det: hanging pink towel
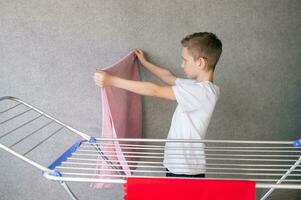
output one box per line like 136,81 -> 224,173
124,177 -> 255,200
91,51 -> 142,188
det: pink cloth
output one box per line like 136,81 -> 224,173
91,51 -> 142,188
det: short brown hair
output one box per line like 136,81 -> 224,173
181,32 -> 222,71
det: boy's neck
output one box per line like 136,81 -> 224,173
196,70 -> 214,83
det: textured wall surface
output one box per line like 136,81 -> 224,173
0,0 -> 300,199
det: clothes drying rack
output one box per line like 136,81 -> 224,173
0,96 -> 300,200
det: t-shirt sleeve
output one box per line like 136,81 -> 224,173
175,78 -> 196,85
172,78 -> 216,113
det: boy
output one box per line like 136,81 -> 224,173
94,32 -> 222,177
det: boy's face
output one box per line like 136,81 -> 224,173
181,47 -> 201,79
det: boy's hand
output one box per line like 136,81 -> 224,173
134,48 -> 148,65
94,69 -> 112,87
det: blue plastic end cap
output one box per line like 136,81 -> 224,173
293,139 -> 301,147
89,136 -> 96,144
51,170 -> 62,177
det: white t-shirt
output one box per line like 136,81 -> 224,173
163,78 -> 220,174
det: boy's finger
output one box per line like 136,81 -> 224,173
95,70 -> 105,75
96,68 -> 104,72
94,75 -> 101,80
94,75 -> 103,81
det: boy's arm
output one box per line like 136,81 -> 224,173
142,61 -> 177,85
94,70 -> 176,100
135,49 -> 176,85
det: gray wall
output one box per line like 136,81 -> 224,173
1,0 -> 301,199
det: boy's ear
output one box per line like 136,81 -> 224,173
199,57 -> 207,70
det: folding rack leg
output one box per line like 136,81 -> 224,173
59,181 -> 78,200
0,144 -> 79,199
260,155 -> 301,200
